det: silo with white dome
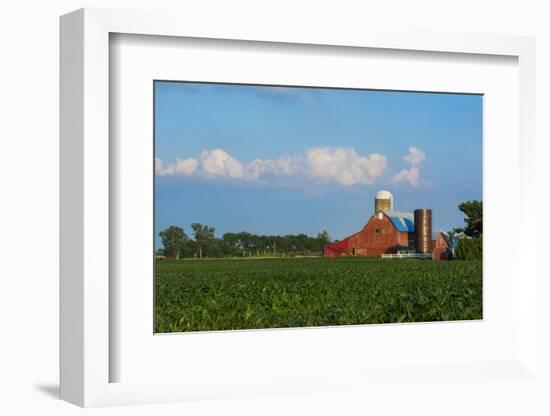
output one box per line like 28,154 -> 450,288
374,190 -> 393,212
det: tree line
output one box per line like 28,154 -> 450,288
158,223 -> 331,259
158,201 -> 482,260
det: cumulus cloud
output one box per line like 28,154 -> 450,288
200,149 -> 244,179
392,146 -> 426,187
156,146 -> 388,187
155,158 -> 165,175
305,147 -> 387,186
245,154 -> 303,180
156,157 -> 197,176
393,166 -> 421,187
403,146 -> 426,166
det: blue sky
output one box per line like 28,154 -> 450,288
155,81 -> 482,247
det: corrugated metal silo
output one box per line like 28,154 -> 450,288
414,209 -> 432,254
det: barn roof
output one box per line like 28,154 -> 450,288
432,230 -> 448,241
383,211 -> 414,232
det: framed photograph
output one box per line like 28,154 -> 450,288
60,8 -> 538,408
152,80 -> 483,334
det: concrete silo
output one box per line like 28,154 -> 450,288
375,190 -> 393,212
414,208 -> 432,254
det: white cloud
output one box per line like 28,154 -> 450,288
392,147 -> 427,187
155,157 -> 166,175
403,146 -> 426,166
245,154 -> 303,179
174,158 -> 198,176
200,149 -> 244,179
305,147 -> 387,186
393,166 -> 421,187
155,157 -> 198,176
156,146 -> 389,187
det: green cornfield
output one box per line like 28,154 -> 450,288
155,257 -> 482,333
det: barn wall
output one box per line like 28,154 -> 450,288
346,214 -> 410,256
431,232 -> 451,260
432,233 -> 449,250
323,238 -> 349,257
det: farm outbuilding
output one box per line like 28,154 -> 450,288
324,190 -> 450,259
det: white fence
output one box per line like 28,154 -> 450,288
381,253 -> 433,259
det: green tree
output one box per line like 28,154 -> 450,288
191,223 -> 216,259
455,235 -> 483,260
317,230 -> 331,250
458,200 -> 482,238
159,226 -> 188,259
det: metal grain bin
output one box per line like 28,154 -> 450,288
414,209 -> 432,254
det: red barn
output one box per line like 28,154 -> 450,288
324,211 -> 414,257
432,231 -> 451,260
323,191 -> 451,259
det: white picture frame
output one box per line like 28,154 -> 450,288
60,7 -> 538,408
